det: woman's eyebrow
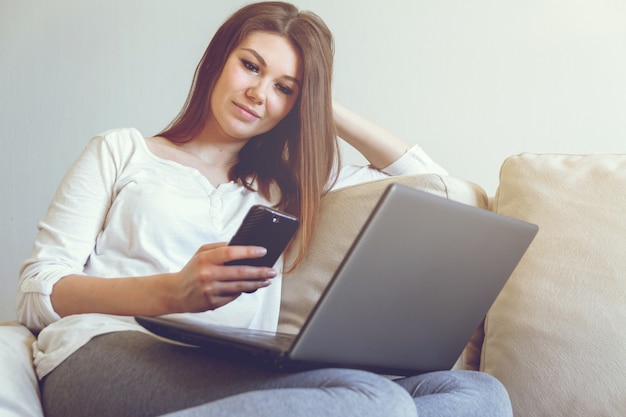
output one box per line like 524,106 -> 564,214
242,48 -> 267,67
241,47 -> 301,86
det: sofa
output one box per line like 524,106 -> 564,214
2,152 -> 625,417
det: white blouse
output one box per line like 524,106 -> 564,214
17,128 -> 447,379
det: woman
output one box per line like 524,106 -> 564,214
17,2 -> 512,416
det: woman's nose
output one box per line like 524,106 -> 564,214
246,83 -> 266,104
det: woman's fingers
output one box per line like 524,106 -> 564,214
197,272 -> 273,310
195,243 -> 268,266
206,277 -> 272,297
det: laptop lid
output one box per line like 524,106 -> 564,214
287,183 -> 537,374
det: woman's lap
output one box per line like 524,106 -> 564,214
41,331 -> 510,417
41,331 -> 415,417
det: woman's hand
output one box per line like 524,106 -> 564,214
171,242 -> 277,312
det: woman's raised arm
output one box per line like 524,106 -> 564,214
333,101 -> 411,169
333,101 -> 448,176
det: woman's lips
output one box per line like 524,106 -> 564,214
233,102 -> 261,120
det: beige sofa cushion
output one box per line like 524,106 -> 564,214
482,153 -> 626,416
278,174 -> 488,370
0,322 -> 44,417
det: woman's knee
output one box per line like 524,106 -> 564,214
395,370 -> 512,417
306,368 -> 418,417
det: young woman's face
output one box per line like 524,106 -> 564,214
208,31 -> 302,142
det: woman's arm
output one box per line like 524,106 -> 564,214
333,101 -> 411,169
333,101 -> 448,179
50,243 -> 276,318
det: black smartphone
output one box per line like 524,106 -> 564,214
225,205 -> 299,267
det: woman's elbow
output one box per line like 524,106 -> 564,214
16,290 -> 60,333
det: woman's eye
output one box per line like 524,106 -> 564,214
275,83 -> 294,95
242,59 -> 259,73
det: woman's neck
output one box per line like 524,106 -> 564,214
146,135 -> 242,187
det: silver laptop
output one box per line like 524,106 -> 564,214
136,183 -> 537,375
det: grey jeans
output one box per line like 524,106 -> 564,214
41,331 -> 512,417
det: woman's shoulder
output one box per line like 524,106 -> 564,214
93,127 -> 144,147
85,127 -> 149,158
71,128 -> 152,171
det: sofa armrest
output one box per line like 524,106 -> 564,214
0,322 -> 44,417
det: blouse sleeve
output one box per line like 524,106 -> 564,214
17,133 -> 121,332
332,144 -> 448,190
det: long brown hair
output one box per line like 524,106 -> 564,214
157,2 -> 339,270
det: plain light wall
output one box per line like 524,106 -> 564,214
2,0 -> 625,321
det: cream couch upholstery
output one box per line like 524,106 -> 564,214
482,153 -> 626,416
0,323 -> 44,417
2,153 -> 625,417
